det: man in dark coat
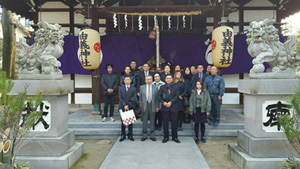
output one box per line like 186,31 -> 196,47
158,74 -> 180,143
130,60 -> 140,88
101,63 -> 118,122
137,63 -> 153,95
191,64 -> 207,89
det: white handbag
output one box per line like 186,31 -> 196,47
119,109 -> 137,126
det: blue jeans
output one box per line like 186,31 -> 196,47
209,94 -> 221,124
103,95 -> 115,117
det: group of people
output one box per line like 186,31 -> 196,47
101,60 -> 225,144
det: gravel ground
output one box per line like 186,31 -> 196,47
198,140 -> 240,169
69,139 -> 116,169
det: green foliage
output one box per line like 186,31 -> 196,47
0,71 -> 42,167
0,39 -> 3,59
14,162 -> 30,169
278,78 -> 300,168
281,158 -> 300,169
277,114 -> 300,142
0,161 -> 29,169
295,33 -> 300,56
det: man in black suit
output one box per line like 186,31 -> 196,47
158,74 -> 180,143
191,64 -> 207,89
137,63 -> 153,95
119,75 -> 138,142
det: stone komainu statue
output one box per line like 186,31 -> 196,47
15,21 -> 64,76
246,19 -> 300,74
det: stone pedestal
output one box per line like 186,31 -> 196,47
9,80 -> 84,169
228,79 -> 298,169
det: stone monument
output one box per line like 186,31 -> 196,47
229,19 -> 300,169
11,21 -> 83,169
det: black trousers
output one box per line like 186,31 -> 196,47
103,95 -> 115,117
162,110 -> 178,139
155,110 -> 162,128
177,111 -> 185,127
194,122 -> 205,138
121,123 -> 133,137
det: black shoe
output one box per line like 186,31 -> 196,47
195,138 -> 199,144
162,138 -> 169,143
157,127 -> 162,131
201,137 -> 206,143
172,138 -> 180,143
178,127 -> 183,131
213,122 -> 219,126
150,137 -> 156,141
141,137 -> 147,141
208,121 -> 213,125
128,136 -> 134,141
119,136 -> 126,142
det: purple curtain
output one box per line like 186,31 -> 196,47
58,34 -> 257,75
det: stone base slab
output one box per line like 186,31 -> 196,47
17,74 -> 63,80
15,142 -> 84,169
238,79 -> 298,95
15,130 -> 75,157
237,131 -> 297,158
228,143 -> 286,169
249,72 -> 297,79
9,80 -> 73,96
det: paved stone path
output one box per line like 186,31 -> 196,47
99,136 -> 210,169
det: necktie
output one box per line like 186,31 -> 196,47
200,73 -> 202,81
148,85 -> 151,103
126,86 -> 129,92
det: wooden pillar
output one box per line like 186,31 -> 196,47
91,5 -> 102,114
71,74 -> 75,104
69,5 -> 75,35
69,5 -> 75,104
33,9 -> 39,24
239,5 -> 244,33
1,8 -> 16,79
238,4 -> 245,105
213,5 -> 222,28
239,73 -> 244,105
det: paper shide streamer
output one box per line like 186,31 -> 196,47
138,16 -> 142,30
183,15 -> 186,28
113,14 -> 117,28
124,15 -> 128,29
168,16 -> 171,29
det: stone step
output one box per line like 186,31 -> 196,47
71,128 -> 239,140
69,122 -> 244,130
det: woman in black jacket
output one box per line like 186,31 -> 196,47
120,66 -> 136,87
183,67 -> 193,123
173,71 -> 186,131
